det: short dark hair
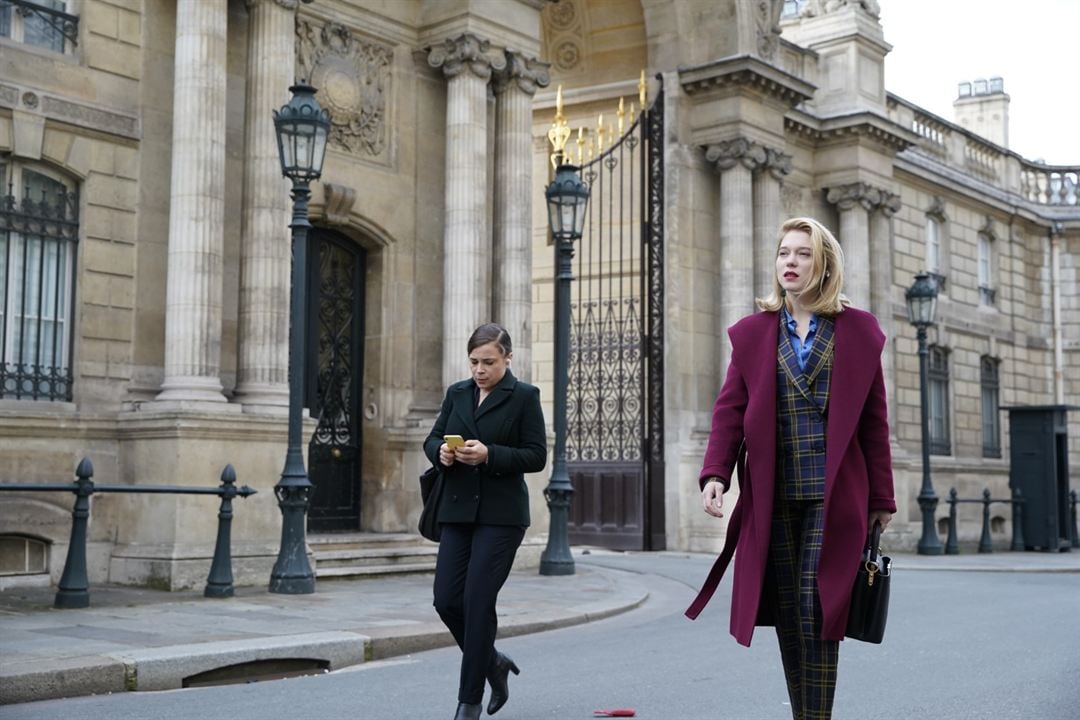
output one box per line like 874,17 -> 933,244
467,323 -> 512,356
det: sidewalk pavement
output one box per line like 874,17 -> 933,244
2,548 -> 1078,706
0,563 -> 649,706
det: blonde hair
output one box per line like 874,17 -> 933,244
756,217 -> 849,315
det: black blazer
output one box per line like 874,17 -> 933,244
423,370 -> 547,527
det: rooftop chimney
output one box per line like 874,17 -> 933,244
953,76 -> 1009,148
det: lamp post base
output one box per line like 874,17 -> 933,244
917,493 -> 943,555
539,487 -> 575,576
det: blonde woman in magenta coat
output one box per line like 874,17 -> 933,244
687,217 -> 897,720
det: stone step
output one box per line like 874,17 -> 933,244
316,562 -> 436,580
314,546 -> 439,569
308,532 -> 429,552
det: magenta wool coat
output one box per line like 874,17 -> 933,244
695,307 -> 896,646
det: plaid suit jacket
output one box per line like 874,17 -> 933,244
775,314 -> 835,501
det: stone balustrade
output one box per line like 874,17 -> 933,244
1021,164 -> 1080,206
888,93 -> 1080,209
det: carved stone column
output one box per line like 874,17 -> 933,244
871,191 -> 901,421
493,52 -> 549,382
428,35 -> 506,387
234,0 -> 298,412
156,0 -> 232,406
707,139 -> 766,371
753,148 -> 792,299
826,182 -> 879,311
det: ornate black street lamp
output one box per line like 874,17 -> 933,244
269,83 -> 330,594
906,273 -> 943,555
539,156 -> 590,576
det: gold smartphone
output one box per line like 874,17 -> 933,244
444,434 -> 466,450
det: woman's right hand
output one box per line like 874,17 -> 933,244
439,443 -> 455,467
701,480 -> 725,518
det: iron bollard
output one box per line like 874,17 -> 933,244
945,488 -> 960,555
55,458 -> 94,609
978,488 -> 993,553
1010,487 -> 1026,552
1071,490 -> 1078,550
205,465 -> 257,598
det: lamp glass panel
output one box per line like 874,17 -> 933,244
312,125 -> 329,174
295,126 -> 313,172
547,200 -> 561,235
278,123 -> 296,171
572,195 -> 589,236
560,202 -> 577,235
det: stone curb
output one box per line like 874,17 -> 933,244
0,580 -> 649,706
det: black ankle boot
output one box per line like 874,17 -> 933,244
486,652 -> 520,715
453,702 -> 482,720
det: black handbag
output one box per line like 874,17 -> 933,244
845,520 -> 891,643
418,465 -> 444,542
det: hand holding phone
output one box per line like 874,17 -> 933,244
444,434 -> 465,450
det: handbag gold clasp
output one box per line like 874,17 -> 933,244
865,561 -> 878,587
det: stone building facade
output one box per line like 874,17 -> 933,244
0,0 -> 1076,590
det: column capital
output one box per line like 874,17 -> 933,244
245,0 -> 310,10
493,51 -> 551,96
704,138 -> 768,173
826,181 -> 899,213
764,147 -> 792,179
427,33 -> 507,81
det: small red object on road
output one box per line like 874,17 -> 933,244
593,710 -> 636,717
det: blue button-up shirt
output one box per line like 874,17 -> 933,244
782,307 -> 818,372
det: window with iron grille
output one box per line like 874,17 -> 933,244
0,159 -> 78,401
977,233 -> 995,305
980,356 -> 1001,458
0,0 -> 78,54
928,345 -> 951,455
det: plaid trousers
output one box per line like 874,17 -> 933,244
767,498 -> 838,720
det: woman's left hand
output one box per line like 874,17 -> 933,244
456,439 -> 489,466
868,510 -> 893,532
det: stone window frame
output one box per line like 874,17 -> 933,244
0,534 -> 49,576
0,0 -> 78,55
976,217 -> 997,306
924,197 -> 949,293
927,344 -> 952,456
0,155 -> 80,402
980,355 -> 1002,458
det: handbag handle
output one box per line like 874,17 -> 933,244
866,520 -> 882,558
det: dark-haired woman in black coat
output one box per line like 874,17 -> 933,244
424,323 -> 547,720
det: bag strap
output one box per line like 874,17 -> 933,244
686,442 -> 746,620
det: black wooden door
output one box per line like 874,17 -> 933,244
305,230 -> 365,532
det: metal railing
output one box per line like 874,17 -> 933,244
944,487 -> 1024,554
0,458 -> 256,607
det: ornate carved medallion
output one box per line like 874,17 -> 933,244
296,19 -> 393,160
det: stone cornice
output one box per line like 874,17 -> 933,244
785,111 -> 916,154
427,33 -> 507,81
245,0 -> 310,9
493,51 -> 551,96
679,54 -> 816,108
0,83 -> 139,141
895,150 -> 1080,228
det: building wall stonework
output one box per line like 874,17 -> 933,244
1,0 -> 1077,590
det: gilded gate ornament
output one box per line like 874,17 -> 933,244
295,19 -> 392,159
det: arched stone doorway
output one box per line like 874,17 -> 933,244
305,228 -> 367,532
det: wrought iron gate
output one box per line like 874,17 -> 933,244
306,230 -> 366,532
566,78 -> 665,551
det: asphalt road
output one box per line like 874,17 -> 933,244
3,552 -> 1078,720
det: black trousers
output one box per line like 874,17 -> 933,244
433,523 -> 525,704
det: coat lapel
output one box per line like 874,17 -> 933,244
475,369 -> 518,421
804,315 -> 835,386
451,383 -> 482,439
824,311 -> 881,488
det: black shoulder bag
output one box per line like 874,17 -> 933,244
845,520 -> 891,643
418,465 -> 444,542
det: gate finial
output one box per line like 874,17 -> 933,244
548,84 -> 571,168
